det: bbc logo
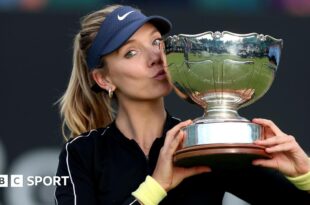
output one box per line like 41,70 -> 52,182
0,175 -> 69,187
0,175 -> 23,187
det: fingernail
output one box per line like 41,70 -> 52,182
252,161 -> 260,166
252,118 -> 262,121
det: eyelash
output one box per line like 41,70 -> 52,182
124,50 -> 137,59
124,37 -> 163,59
152,37 -> 163,46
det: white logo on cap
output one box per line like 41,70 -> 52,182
117,11 -> 135,21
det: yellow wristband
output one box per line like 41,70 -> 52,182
132,176 -> 167,205
286,170 -> 310,191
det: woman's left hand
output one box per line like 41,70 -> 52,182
252,118 -> 310,177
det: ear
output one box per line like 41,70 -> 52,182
91,69 -> 116,92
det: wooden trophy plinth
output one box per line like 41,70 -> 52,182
174,143 -> 271,169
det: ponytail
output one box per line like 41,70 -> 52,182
58,5 -> 121,139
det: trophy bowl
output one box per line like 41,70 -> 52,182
165,31 -> 283,168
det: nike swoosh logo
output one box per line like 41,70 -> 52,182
117,11 -> 135,21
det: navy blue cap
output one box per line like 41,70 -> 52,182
86,6 -> 172,70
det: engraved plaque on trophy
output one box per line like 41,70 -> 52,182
165,31 -> 283,167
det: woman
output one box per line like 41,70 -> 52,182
55,4 -> 310,205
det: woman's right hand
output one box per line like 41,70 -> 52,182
152,120 -> 211,192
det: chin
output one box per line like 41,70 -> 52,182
163,85 -> 173,96
143,86 -> 172,100
135,81 -> 172,99
158,81 -> 173,96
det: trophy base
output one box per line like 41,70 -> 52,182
174,143 -> 271,169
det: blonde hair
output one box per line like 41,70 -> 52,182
58,5 -> 121,139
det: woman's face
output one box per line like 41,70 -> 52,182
103,23 -> 172,101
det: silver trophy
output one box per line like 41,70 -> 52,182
165,31 -> 283,167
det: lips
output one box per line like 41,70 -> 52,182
153,69 -> 167,80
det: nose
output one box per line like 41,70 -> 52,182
146,43 -> 164,68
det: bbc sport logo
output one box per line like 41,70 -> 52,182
0,174 -> 69,187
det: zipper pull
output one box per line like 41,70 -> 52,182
145,155 -> 149,162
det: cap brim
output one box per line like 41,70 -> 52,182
147,15 -> 172,35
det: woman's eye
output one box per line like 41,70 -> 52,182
152,38 -> 163,47
124,50 -> 137,58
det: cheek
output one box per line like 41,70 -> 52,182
111,68 -> 147,93
113,69 -> 145,86
110,61 -> 144,82
109,61 -> 172,97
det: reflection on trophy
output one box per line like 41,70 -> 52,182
165,31 -> 283,168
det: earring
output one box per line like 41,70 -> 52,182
108,88 -> 114,98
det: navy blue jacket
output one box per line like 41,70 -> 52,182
55,114 -> 310,205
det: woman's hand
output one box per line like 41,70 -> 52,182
152,120 -> 211,191
252,118 -> 310,177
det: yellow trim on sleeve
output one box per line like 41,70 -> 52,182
286,170 -> 310,191
132,176 -> 167,205
286,158 -> 310,191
